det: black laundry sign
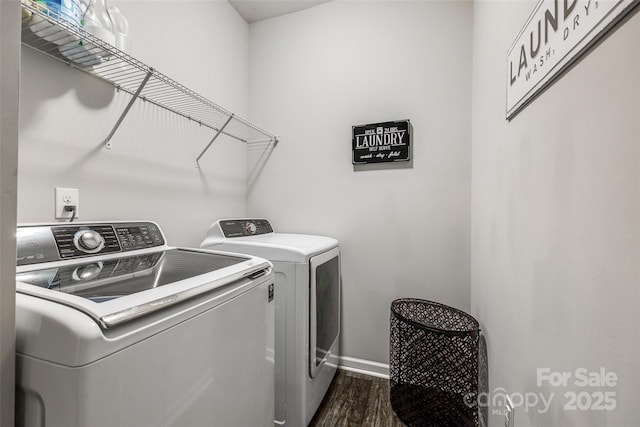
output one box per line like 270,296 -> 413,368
352,120 -> 411,164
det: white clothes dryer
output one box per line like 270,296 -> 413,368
201,219 -> 340,427
15,221 -> 275,427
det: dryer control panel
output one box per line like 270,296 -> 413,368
218,219 -> 273,238
17,222 -> 166,266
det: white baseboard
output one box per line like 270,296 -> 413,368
338,356 -> 389,379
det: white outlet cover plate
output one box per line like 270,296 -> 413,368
55,187 -> 79,219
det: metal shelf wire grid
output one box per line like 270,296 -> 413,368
20,0 -> 277,159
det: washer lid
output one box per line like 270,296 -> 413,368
201,232 -> 339,263
16,248 -> 271,329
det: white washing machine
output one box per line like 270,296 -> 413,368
15,221 -> 275,427
201,219 -> 340,427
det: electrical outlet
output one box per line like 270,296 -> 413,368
55,188 -> 79,220
504,395 -> 515,427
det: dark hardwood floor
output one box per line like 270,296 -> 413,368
309,370 -> 405,427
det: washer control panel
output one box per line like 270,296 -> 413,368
17,222 -> 166,266
54,225 -> 119,258
114,223 -> 164,251
218,219 -> 273,238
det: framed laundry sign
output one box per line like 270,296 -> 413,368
506,0 -> 639,120
352,120 -> 411,165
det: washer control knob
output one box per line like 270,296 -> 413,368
74,230 -> 105,253
244,222 -> 257,235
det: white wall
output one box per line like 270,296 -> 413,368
248,0 -> 473,365
18,0 -> 250,247
471,2 -> 640,426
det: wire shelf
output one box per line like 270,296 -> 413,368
20,0 -> 278,164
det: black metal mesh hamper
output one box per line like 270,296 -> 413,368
389,299 -> 480,427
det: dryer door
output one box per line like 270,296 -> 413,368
309,247 -> 340,378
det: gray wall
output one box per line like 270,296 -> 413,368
247,0 -> 473,365
471,2 -> 640,426
0,1 -> 20,425
18,0 -> 250,247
